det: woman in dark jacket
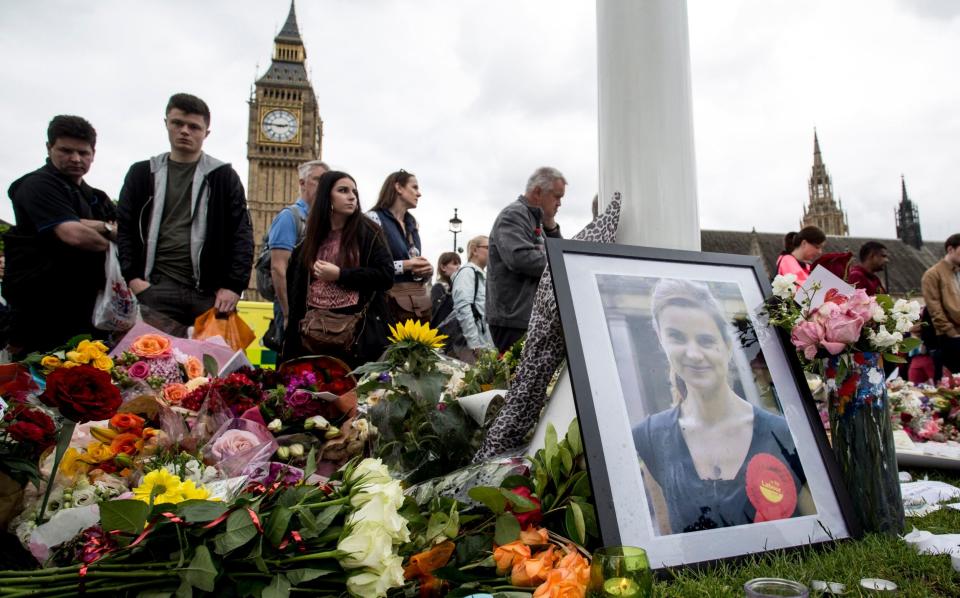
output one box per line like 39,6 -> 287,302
281,171 -> 394,368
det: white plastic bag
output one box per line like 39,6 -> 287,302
93,242 -> 138,331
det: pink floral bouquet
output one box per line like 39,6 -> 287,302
767,274 -> 922,366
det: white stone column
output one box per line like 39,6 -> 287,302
597,0 -> 700,249
529,0 -> 701,454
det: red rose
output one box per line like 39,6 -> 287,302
509,486 -> 543,528
7,421 -> 51,447
40,365 -> 121,423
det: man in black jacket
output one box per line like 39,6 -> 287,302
117,93 -> 253,336
3,115 -> 116,355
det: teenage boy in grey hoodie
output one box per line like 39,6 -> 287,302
117,93 -> 253,336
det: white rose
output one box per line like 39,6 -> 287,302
348,491 -> 410,543
895,315 -> 914,333
337,521 -> 394,570
346,571 -> 382,598
772,274 -> 798,300
351,479 -> 405,510
349,458 -> 392,485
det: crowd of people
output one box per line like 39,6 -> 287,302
776,224 -> 960,384
0,93 -> 567,368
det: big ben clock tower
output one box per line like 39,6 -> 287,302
247,1 -> 322,295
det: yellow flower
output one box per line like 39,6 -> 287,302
58,448 -> 92,480
84,441 -> 116,464
92,355 -> 114,371
133,469 -> 185,505
62,361 -> 80,368
178,479 -> 217,501
66,350 -> 91,364
40,355 -> 62,370
388,319 -> 447,349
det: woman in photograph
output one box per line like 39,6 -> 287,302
282,171 -> 394,368
430,251 -> 462,330
776,225 -> 826,284
632,278 -> 814,535
367,170 -> 434,324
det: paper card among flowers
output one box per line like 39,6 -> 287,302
795,265 -> 856,309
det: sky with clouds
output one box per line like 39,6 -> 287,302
1,0 -> 958,267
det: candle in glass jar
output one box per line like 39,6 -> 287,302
602,576 -> 642,597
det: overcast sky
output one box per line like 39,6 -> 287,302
2,0 -> 958,266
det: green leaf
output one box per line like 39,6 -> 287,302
214,509 -> 259,555
261,574 -> 291,598
444,501 -> 460,538
494,512 -> 520,545
303,447 -> 318,480
900,337 -> 921,352
575,499 -> 599,538
566,418 -> 582,457
426,511 -> 450,542
545,424 -> 558,463
202,354 -> 219,377
572,471 -> 592,498
136,592 -> 173,598
564,502 -> 586,545
499,475 -> 532,491
500,488 -> 537,513
100,499 -> 150,534
177,545 -> 217,592
559,445 -> 573,476
533,465 -> 548,498
468,486 -> 507,514
883,352 -> 907,364
285,567 -> 336,586
265,506 -> 293,547
177,500 -> 228,523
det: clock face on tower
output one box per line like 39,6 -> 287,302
261,109 -> 299,143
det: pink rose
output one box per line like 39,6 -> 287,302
210,429 -> 262,460
820,308 -> 864,355
844,289 -> 874,322
791,320 -> 825,360
127,361 -> 150,379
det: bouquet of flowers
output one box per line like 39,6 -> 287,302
889,379 -> 960,442
767,274 -> 922,368
355,320 -> 480,483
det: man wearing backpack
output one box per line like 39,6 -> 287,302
448,235 -> 494,362
259,160 -> 328,348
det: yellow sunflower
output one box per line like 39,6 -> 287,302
133,469 -> 185,505
388,319 -> 447,349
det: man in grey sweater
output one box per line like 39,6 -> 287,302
485,167 -> 565,352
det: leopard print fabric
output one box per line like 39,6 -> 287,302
474,193 -> 622,461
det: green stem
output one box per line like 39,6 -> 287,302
0,570 -> 175,585
299,496 -> 350,509
267,549 -> 340,566
35,421 -> 76,525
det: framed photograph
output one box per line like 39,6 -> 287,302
546,239 -> 861,568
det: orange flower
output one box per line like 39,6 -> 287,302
184,356 -> 204,379
533,567 -> 587,598
404,540 -> 456,580
130,334 -> 171,358
110,412 -> 145,432
110,432 -> 141,456
520,527 -> 549,546
163,383 -> 190,404
511,545 -> 556,587
494,541 -> 531,575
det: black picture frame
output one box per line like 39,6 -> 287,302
546,239 -> 861,569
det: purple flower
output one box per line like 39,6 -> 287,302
285,389 -> 328,419
378,372 -> 392,383
127,361 -> 150,379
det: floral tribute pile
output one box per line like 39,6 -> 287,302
1,323 -> 599,597
889,375 -> 960,443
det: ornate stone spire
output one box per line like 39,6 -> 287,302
896,175 -> 923,249
258,0 -> 308,86
802,130 -> 849,235
276,1 -> 302,44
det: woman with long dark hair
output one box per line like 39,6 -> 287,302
429,251 -> 461,329
282,171 -> 394,367
367,170 -> 433,323
632,279 -> 813,535
776,225 -> 826,284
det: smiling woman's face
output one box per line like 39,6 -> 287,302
656,304 -> 732,394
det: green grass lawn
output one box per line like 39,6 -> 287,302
652,468 -> 960,597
